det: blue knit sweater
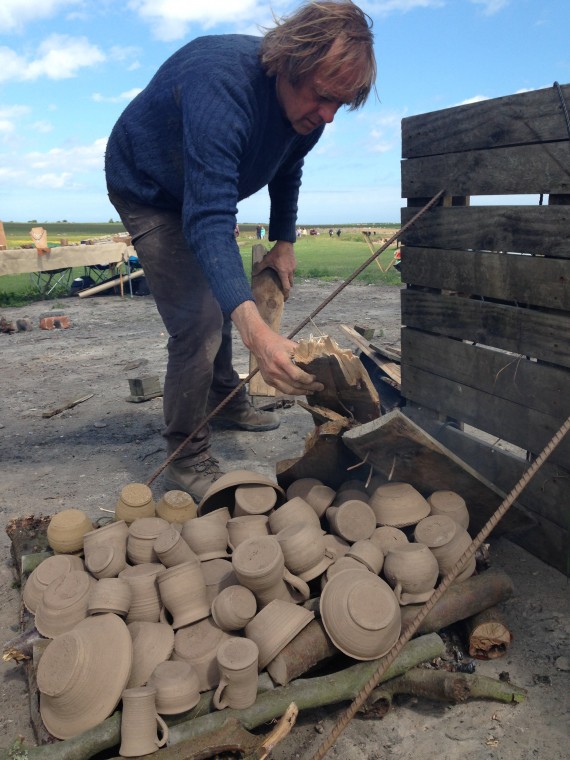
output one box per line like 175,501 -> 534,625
105,34 -> 325,314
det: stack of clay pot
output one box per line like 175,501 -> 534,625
27,473 -> 474,744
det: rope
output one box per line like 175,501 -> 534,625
309,415 -> 570,760
145,189 -> 446,486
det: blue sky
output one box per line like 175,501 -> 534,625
0,0 -> 568,224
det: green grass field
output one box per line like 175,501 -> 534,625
0,222 -> 400,307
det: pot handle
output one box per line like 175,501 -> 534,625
283,568 -> 310,600
213,676 -> 230,710
155,714 -> 169,748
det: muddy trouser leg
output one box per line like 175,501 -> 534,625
108,194 -> 237,461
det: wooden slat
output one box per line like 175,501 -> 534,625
400,205 -> 570,259
402,83 -> 570,158
401,365 -> 570,469
400,247 -> 570,311
401,142 -> 570,198
401,329 -> 570,420
401,290 -> 570,369
0,243 -> 129,276
339,324 -> 401,385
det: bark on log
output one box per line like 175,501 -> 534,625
3,634 -> 445,760
465,606 -> 513,659
364,667 -> 526,718
266,620 -> 339,685
400,570 -> 514,635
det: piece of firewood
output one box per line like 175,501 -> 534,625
266,620 -> 339,685
465,606 -> 513,659
42,394 -> 94,418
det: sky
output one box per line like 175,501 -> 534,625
0,0 -> 568,225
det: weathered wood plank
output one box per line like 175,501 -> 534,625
401,142 -> 570,198
0,243 -> 130,276
401,329 -> 570,421
400,248 -> 570,311
401,290 -> 570,369
402,83 -> 570,158
400,205 -> 570,259
401,365 -> 570,469
405,407 -> 570,531
341,410 -> 534,536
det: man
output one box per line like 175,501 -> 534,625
105,0 -> 376,500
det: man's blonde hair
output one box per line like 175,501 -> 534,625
260,1 -> 376,110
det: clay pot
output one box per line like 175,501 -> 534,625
199,507 -> 232,526
232,536 -> 310,607
127,517 -> 170,565
172,617 -> 232,691
320,568 -> 401,660
115,484 -> 156,524
332,489 -> 371,506
37,613 -> 132,740
156,561 -> 210,629
286,478 -> 336,518
227,515 -> 270,550
213,637 -> 259,710
245,599 -> 315,669
383,542 -> 439,605
325,500 -> 376,543
181,515 -> 229,561
119,686 -> 168,757
35,570 -> 95,638
126,621 -> 175,688
346,539 -> 384,574
414,515 -> 476,582
83,520 -> 129,556
370,526 -> 409,555
201,558 -> 239,604
147,660 -> 200,715
369,482 -> 430,528
23,554 -> 84,614
120,563 -> 164,624
85,544 -> 127,579
268,497 -> 322,535
427,490 -> 470,530
322,556 -> 370,590
211,586 -> 257,631
47,509 -> 94,554
276,523 -> 335,581
87,577 -> 132,616
234,484 -> 277,516
322,534 -> 351,560
199,470 -> 285,516
153,525 -> 198,567
156,490 -> 197,524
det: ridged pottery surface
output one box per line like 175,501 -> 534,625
245,599 -> 314,669
157,561 -> 210,629
119,686 -> 168,757
227,515 -> 270,550
172,617 -> 232,691
147,660 -> 200,715
35,570 -> 95,638
199,470 -> 285,516
427,490 -> 470,530
156,490 -> 197,524
369,482 -> 430,528
276,523 -> 335,582
213,637 -> 259,710
383,543 -> 439,604
325,500 -> 376,543
286,478 -> 336,518
268,497 -> 322,535
414,515 -> 476,581
115,484 -> 156,524
346,539 -> 384,574
85,544 -> 127,579
23,554 -> 84,614
201,558 -> 238,604
181,515 -> 229,561
47,509 -> 94,554
83,520 -> 128,555
126,621 -> 175,688
127,517 -> 170,565
153,526 -> 198,568
87,577 -> 132,616
119,563 -> 165,624
211,585 -> 257,631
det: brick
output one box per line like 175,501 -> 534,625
39,315 -> 71,330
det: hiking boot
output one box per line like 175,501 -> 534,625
208,396 -> 280,432
163,455 -> 224,502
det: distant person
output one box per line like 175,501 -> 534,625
260,225 -> 266,240
329,228 -> 334,237
336,228 -> 342,237
105,0 -> 376,500
256,224 -> 262,239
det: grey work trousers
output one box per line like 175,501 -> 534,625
108,193 -> 245,461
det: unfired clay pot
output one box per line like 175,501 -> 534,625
370,526 -> 409,555
153,525 -> 198,567
325,500 -> 376,543
211,585 -> 257,631
201,558 -> 238,604
369,482 -> 430,528
383,542 -> 439,605
47,509 -> 94,554
119,686 -> 168,757
245,599 -> 315,669
213,637 -> 259,710
427,490 -> 470,529
120,563 -> 165,624
147,660 -> 200,715
276,523 -> 335,581
115,484 -> 156,524
126,621 -> 175,688
268,497 -> 322,535
234,484 -> 277,516
157,561 -> 210,629
172,617 -> 232,691
346,539 -> 384,574
87,577 -> 132,616
127,517 -> 170,565
181,515 -> 229,561
23,554 -> 85,614
35,570 -> 95,638
227,515 -> 270,550
156,490 -> 197,524
285,478 -> 336,518
414,515 -> 476,582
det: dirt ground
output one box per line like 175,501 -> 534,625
0,281 -> 568,759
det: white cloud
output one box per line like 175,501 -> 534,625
470,0 -> 509,15
32,121 -> 54,133
455,95 -> 490,106
0,35 -> 105,83
0,0 -> 81,32
367,0 -> 445,14
92,88 -> 143,104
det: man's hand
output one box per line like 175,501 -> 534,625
232,300 -> 323,396
252,240 -> 296,298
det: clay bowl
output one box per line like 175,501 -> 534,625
320,568 -> 401,660
276,523 -> 335,581
414,515 -> 476,582
87,577 -> 132,616
325,500 -> 376,543
227,515 -> 271,550
172,617 -> 233,691
346,539 -> 384,574
245,599 -> 315,669
156,490 -> 197,524
285,478 -> 336,518
47,509 -> 94,554
127,517 -> 170,565
268,497 -> 322,535
157,561 -> 210,629
35,570 -> 95,638
127,621 -> 175,688
198,470 -> 285,516
234,484 -> 277,516
180,515 -> 229,561
369,482 -> 430,528
370,526 -> 409,555
211,585 -> 257,631
201,558 -> 239,604
23,554 -> 85,614
154,525 -> 198,567
383,542 -> 439,605
427,490 -> 470,530
115,483 -> 156,523
147,660 -> 200,715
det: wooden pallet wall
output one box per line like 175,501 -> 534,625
399,83 -> 570,574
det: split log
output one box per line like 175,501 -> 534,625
3,635 -> 445,760
465,606 -> 513,659
363,667 -> 526,718
400,569 -> 514,635
266,620 -> 339,685
42,394 -> 94,419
